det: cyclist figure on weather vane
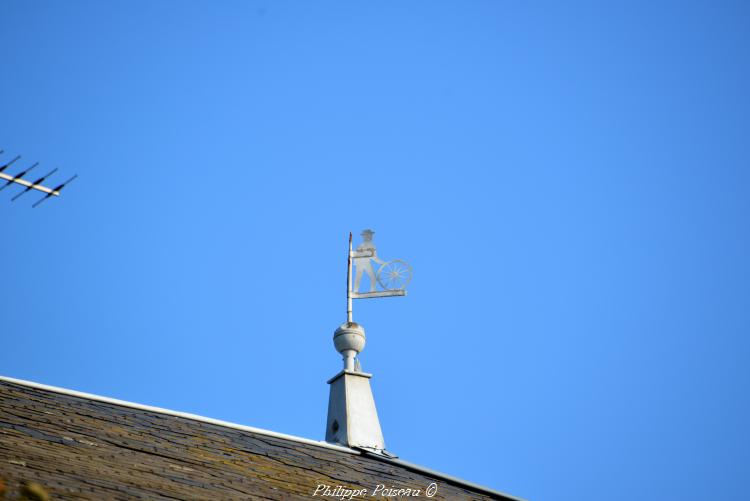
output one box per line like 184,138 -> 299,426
345,228 -> 412,323
351,229 -> 412,293
352,229 -> 385,293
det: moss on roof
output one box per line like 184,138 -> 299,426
0,380 -> 515,500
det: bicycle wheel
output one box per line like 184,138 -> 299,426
376,260 -> 413,290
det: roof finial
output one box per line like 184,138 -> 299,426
326,230 -> 412,451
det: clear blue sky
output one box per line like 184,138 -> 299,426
2,2 -> 749,500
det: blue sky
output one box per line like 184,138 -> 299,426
2,2 -> 749,500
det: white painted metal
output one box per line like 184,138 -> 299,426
333,321 -> 366,371
325,370 -> 385,450
329,230 -> 411,453
0,172 -> 60,196
352,229 -> 386,294
347,232 -> 353,323
346,229 -> 410,321
327,321 -> 385,449
351,290 -> 406,299
376,259 -> 413,290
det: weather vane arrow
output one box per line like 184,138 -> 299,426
346,229 -> 412,323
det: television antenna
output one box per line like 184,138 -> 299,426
0,149 -> 78,207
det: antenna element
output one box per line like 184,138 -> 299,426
0,150 -> 77,207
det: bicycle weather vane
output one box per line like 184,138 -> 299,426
346,229 -> 412,323
0,149 -> 78,207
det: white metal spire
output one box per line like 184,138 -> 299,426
326,230 -> 412,452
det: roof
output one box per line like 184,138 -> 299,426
0,376 -> 523,500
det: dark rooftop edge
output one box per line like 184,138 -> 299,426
0,375 -> 525,501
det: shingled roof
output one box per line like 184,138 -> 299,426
0,377 -> 521,500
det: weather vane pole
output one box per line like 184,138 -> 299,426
345,229 -> 412,323
347,232 -> 353,323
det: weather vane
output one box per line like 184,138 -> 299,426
346,229 -> 412,323
0,149 -> 78,207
